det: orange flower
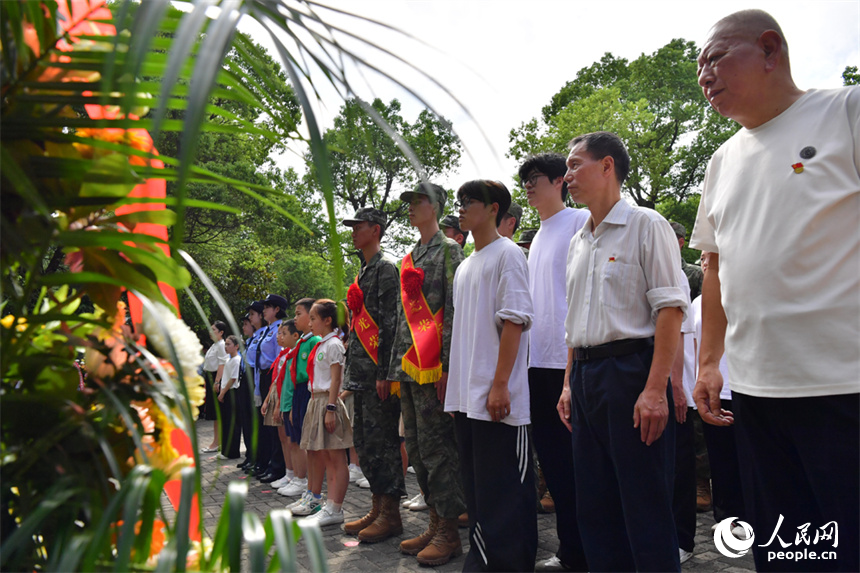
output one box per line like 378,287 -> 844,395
112,519 -> 167,559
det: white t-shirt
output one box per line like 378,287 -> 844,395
203,339 -> 228,372
528,207 -> 590,369
565,200 -> 688,349
690,88 -> 860,398
224,354 -> 241,389
310,332 -> 345,393
446,237 -> 534,426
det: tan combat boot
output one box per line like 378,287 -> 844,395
415,516 -> 462,566
399,506 -> 437,555
358,494 -> 403,543
344,493 -> 380,535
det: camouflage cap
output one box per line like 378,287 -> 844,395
506,201 -> 523,223
400,182 -> 447,215
669,221 -> 686,238
439,214 -> 462,233
342,207 -> 387,228
517,228 -> 538,245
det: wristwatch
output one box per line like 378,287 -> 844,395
325,403 -> 337,412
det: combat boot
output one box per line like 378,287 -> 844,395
415,516 -> 462,566
344,494 -> 380,535
358,494 -> 403,543
399,506 -> 437,555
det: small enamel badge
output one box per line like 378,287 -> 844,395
800,146 -> 816,159
792,162 -> 804,174
608,257 -> 616,262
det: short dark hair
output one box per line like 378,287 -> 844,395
226,334 -> 240,347
457,180 -> 511,227
282,318 -> 299,335
212,320 -> 227,336
295,297 -> 315,313
568,131 -> 630,185
518,152 -> 569,201
500,212 -> 520,234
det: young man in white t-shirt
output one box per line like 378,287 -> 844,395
519,153 -> 589,572
445,180 -> 536,572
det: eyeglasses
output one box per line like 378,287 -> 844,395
520,173 -> 546,189
454,198 -> 483,210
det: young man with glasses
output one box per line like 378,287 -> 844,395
519,153 -> 589,572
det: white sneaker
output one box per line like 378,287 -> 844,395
355,477 -> 370,489
402,493 -> 422,508
290,494 -> 322,516
348,465 -> 364,483
731,522 -> 747,539
286,491 -> 310,510
303,505 -> 344,527
279,477 -> 307,497
270,476 -> 291,489
406,466 -> 415,474
679,548 -> 693,564
408,493 -> 428,511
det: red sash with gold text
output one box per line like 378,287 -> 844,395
400,253 -> 443,385
347,276 -> 380,365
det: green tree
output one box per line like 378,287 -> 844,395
309,97 -> 463,254
508,39 -> 740,210
843,65 -> 859,86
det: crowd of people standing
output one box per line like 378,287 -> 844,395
200,9 -> 858,572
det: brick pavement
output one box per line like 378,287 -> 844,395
186,420 -> 755,572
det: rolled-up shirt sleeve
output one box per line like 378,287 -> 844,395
644,218 -> 689,323
495,245 -> 534,331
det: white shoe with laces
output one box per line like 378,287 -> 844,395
355,477 -> 370,489
270,476 -> 291,489
286,491 -> 310,511
348,464 -> 364,483
402,493 -> 422,508
279,477 -> 307,497
303,505 -> 344,527
679,548 -> 693,564
408,493 -> 428,511
290,494 -> 322,516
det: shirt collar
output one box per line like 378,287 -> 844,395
318,331 -> 337,344
300,331 -> 313,341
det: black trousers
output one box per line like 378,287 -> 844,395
700,398 -> 744,523
236,375 -> 255,465
672,409 -> 696,552
455,413 -> 537,572
528,368 -> 588,570
733,392 -> 859,572
570,348 -> 679,572
218,389 -> 240,459
202,370 -> 218,420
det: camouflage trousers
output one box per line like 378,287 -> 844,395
353,388 -> 406,497
400,380 -> 466,519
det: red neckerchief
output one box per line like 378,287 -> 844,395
271,348 -> 291,399
289,336 -> 310,387
307,332 -> 337,392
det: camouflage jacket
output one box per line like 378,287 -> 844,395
344,251 -> 400,391
682,259 -> 704,301
387,230 -> 464,381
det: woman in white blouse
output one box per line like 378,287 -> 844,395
201,321 -> 228,453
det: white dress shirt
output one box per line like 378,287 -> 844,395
565,199 -> 688,349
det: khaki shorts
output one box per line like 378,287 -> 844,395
300,393 -> 354,451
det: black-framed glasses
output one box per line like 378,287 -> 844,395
520,173 -> 546,189
454,198 -> 482,210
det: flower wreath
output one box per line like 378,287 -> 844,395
401,267 -> 425,299
347,282 -> 364,313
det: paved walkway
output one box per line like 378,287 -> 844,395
188,421 -> 755,572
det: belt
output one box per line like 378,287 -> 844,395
571,337 -> 654,362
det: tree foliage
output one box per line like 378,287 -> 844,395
308,97 -> 462,254
508,39 -> 740,209
844,65 -> 859,86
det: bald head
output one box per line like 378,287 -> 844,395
710,9 -> 789,63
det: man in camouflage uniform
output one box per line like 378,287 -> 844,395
517,228 -> 537,259
439,214 -> 468,250
388,183 -> 466,566
341,208 -> 404,543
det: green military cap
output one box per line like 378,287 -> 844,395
439,214 -> 463,233
669,221 -> 686,238
400,182 -> 447,216
517,228 -> 538,245
342,207 -> 387,228
507,201 -> 523,223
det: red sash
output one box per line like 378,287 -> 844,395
306,341 -> 322,393
347,276 -> 380,365
400,253 -> 443,385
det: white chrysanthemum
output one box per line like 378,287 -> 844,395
141,302 -> 204,378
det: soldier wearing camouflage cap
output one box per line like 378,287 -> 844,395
390,182 -> 466,565
340,208 -> 405,542
439,214 -> 468,250
670,221 -> 703,301
497,201 -> 523,240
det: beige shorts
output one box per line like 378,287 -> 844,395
300,393 -> 354,451
263,389 -> 282,426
